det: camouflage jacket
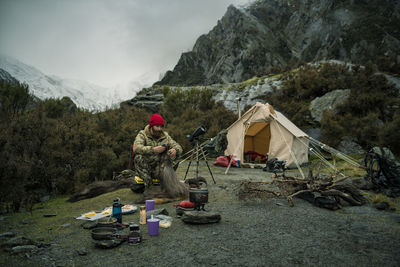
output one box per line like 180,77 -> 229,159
133,125 -> 182,157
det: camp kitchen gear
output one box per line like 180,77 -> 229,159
145,200 -> 155,211
129,224 -> 140,231
97,217 -> 117,227
98,205 -> 137,216
183,127 -> 216,184
147,215 -> 160,236
121,205 -> 137,215
76,210 -> 111,221
91,227 -> 117,240
189,187 -> 209,210
112,198 -> 124,223
128,224 -> 142,244
91,227 -> 129,241
76,205 -> 136,222
139,206 -> 146,225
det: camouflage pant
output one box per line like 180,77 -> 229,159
134,153 -> 179,189
133,154 -> 162,188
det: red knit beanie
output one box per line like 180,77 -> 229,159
149,114 -> 164,127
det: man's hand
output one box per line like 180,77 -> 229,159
153,145 -> 167,154
167,148 -> 177,159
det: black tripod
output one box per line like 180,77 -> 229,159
183,138 -> 216,184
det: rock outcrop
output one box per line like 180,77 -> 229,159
309,89 -> 351,122
122,73 -> 282,114
156,0 -> 400,86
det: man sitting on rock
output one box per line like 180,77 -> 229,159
132,114 -> 182,191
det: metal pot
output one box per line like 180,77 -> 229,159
91,227 -> 116,240
189,188 -> 208,209
96,217 -> 117,227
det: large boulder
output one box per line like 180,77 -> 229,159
309,89 -> 350,122
337,136 -> 365,155
120,93 -> 164,113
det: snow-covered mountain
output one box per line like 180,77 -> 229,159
0,68 -> 18,83
0,55 -> 146,111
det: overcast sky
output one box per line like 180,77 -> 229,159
0,0 -> 251,88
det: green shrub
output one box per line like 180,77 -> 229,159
159,87 -> 236,152
270,62 -> 399,156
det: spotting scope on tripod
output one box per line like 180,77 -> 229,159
183,126 -> 216,184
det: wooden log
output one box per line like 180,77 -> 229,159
320,189 -> 363,206
68,179 -> 134,202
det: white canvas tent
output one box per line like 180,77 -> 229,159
225,102 -> 309,168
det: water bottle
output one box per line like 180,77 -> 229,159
112,198 -> 123,223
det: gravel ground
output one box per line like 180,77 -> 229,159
1,162 -> 400,266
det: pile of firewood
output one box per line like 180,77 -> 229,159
238,170 -> 365,210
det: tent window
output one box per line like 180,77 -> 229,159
244,122 -> 271,160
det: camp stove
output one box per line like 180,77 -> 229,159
189,187 -> 209,210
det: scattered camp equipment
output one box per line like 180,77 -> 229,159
91,227 -> 117,240
76,204 -> 137,222
97,217 -> 117,227
112,198 -> 123,223
121,205 -> 137,215
263,153 -> 286,175
364,147 -> 400,197
183,128 -> 216,184
189,187 -> 209,211
76,210 -> 111,221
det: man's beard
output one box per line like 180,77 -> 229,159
152,128 -> 162,137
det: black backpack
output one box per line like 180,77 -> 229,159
364,147 -> 400,197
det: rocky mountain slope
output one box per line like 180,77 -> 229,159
156,0 -> 400,86
0,68 -> 18,84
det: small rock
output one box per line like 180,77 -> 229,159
0,232 -> 15,238
11,245 -> 38,255
219,246 -> 229,252
375,202 -> 390,210
76,248 -> 88,256
181,211 -> 221,224
350,222 -> 366,232
40,195 -> 50,202
176,251 -> 186,258
390,215 -> 400,223
2,237 -> 35,248
36,242 -> 51,248
21,218 -> 33,225
61,223 -> 71,228
43,214 -> 57,217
